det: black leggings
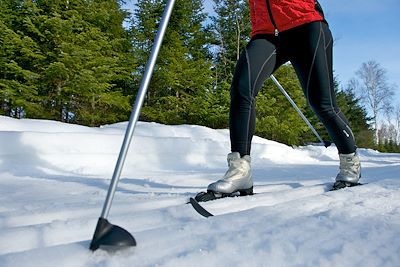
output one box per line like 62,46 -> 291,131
230,21 -> 356,156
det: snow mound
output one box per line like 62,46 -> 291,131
0,116 -> 399,267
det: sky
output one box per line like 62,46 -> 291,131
123,0 -> 400,104
318,0 -> 400,101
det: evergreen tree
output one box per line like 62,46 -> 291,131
38,0 -> 135,125
131,0 -> 214,125
210,0 -> 251,85
1,0 -> 135,126
0,0 -> 44,117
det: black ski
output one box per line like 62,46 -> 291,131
189,197 -> 214,217
189,190 -> 256,218
189,189 -> 253,217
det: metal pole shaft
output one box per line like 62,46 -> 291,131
100,0 -> 176,219
270,75 -> 325,145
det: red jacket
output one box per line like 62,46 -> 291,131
249,0 -> 324,37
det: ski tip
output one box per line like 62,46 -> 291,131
189,197 -> 214,218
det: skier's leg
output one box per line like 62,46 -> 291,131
229,39 -> 277,157
208,38 -> 278,195
288,21 -> 361,184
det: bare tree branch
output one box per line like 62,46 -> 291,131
355,60 -> 395,144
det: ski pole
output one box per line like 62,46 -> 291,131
90,0 -> 176,251
270,75 -> 329,147
100,0 -> 175,220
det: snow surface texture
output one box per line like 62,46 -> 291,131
0,115 -> 399,267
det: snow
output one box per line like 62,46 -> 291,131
0,115 -> 399,267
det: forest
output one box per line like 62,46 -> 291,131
1,0 -> 398,152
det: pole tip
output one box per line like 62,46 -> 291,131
90,218 -> 136,251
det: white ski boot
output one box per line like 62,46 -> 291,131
194,152 -> 254,202
332,152 -> 361,190
208,152 -> 253,195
